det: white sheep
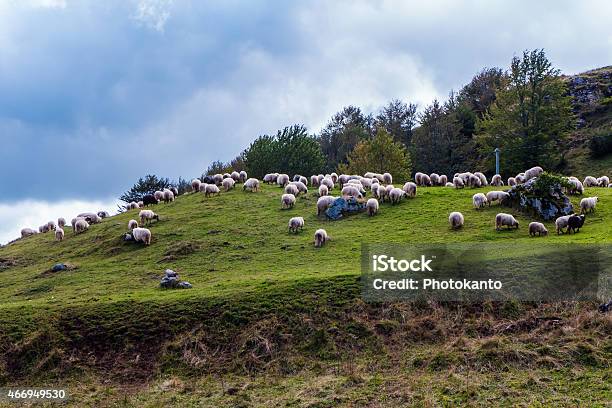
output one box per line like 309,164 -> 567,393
430,173 -> 440,186
468,174 -> 482,188
263,173 -> 279,184
472,193 -> 488,209
243,178 -> 260,192
239,170 -> 248,183
311,175 -> 320,187
453,177 -> 465,189
191,178 -> 202,192
439,175 -> 448,186
341,185 -> 363,198
317,196 -> 336,216
281,193 -> 296,209
414,172 -> 423,185
71,217 -> 84,232
330,172 -> 339,184
524,166 -> 543,180
39,224 -> 50,233
566,178 -> 584,195
285,184 -> 299,196
20,228 -> 37,238
445,182 -> 454,187
495,213 -> 519,230
290,181 -> 308,195
474,172 -> 488,186
507,177 -> 517,187
138,201 -> 144,208
389,188 -> 405,204
420,174 -> 432,186
199,183 -> 208,193
314,228 -> 329,248
321,177 -> 334,190
277,174 -> 290,187
139,210 -> 159,225
128,219 -> 138,231
579,196 -> 598,213
231,171 -> 240,181
515,173 -> 526,184
132,227 -> 151,245
154,191 -> 164,201
204,184 -> 221,197
528,222 -> 548,237
47,220 -> 56,231
288,216 -> 304,233
318,184 -> 329,197
163,188 -> 175,203
55,227 -> 64,241
74,219 -> 89,234
360,177 -> 373,190
383,172 -> 392,185
128,201 -> 138,210
213,174 -> 224,185
597,176 -> 610,187
366,198 -> 379,216
222,178 -> 235,191
385,184 -> 394,194
378,186 -> 388,202
555,215 -> 571,234
490,174 -> 504,186
77,213 -> 102,224
57,217 -> 66,228
297,176 -> 308,186
402,182 -> 417,198
448,212 -> 464,229
485,191 -> 509,206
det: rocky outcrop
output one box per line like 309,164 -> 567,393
503,177 -> 574,221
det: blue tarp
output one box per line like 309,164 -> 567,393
325,197 -> 365,220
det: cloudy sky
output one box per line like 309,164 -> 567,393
0,0 -> 610,243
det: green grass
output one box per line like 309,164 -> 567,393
0,183 -> 610,406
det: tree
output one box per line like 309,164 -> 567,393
339,128 -> 412,181
319,106 -> 371,171
458,67 -> 506,119
478,49 -> 574,175
375,99 -> 418,146
120,174 -> 171,204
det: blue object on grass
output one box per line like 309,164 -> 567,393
325,197 -> 365,220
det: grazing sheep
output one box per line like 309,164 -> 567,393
528,222 -> 548,237
597,176 -> 610,187
297,175 -> 308,186
163,188 -> 175,203
239,171 -> 248,182
57,217 -> 66,228
128,219 -> 138,231
317,196 -> 336,216
402,182 -> 417,198
231,171 -> 241,182
132,227 -> 152,245
243,178 -> 260,192
385,184 -> 394,194
360,177 -> 373,190
515,173 -> 526,184
21,228 -> 37,238
430,173 -> 440,186
55,227 -> 64,241
202,175 -> 215,184
222,178 -> 235,191
445,182 -> 454,187
138,201 -> 144,208
139,210 -> 159,225
366,198 -> 379,216
318,184 -> 329,197
338,174 -> 349,187
128,201 -> 139,210
213,174 -> 224,185
142,194 -> 159,206
414,172 -> 424,185
74,219 -> 89,234
263,173 -> 279,184
341,185 -> 363,198
453,177 -> 465,189
154,191 -> 164,202
583,176 -> 597,187
524,166 -> 543,180
490,174 -> 504,186
567,214 -> 586,234
97,211 -> 110,218
474,172 -> 488,186
330,172 -> 339,183
191,178 -> 202,192
507,177 -> 517,187
77,213 -> 102,224
420,174 -> 432,186
290,181 -> 308,195
383,172 -> 392,185
199,183 -> 208,193
311,175 -> 320,187
371,183 -> 380,198
555,215 -> 572,234
389,188 -> 405,204
285,184 -> 299,196
47,220 -> 56,231
439,175 -> 448,185
281,193 -> 296,209
495,213 -> 519,230
472,193 -> 488,209
566,178 -> 584,195
277,174 -> 290,187
321,177 -> 334,190
378,186 -> 388,202
485,191 -> 510,206
39,224 -> 50,233
288,216 -> 304,233
448,212 -> 464,229
579,196 -> 598,213
170,187 -> 179,197
204,184 -> 221,197
468,174 -> 482,188
314,228 -> 329,248
71,217 -> 84,232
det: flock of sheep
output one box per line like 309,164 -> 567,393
17,166 -> 608,249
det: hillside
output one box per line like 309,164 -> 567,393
1,183 -> 611,406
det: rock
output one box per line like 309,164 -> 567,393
178,281 -> 192,289
165,269 -> 178,278
160,270 -> 192,289
51,263 -> 67,272
503,176 -> 574,221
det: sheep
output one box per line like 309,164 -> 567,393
555,215 -> 572,234
430,173 -> 440,186
485,191 -> 509,206
439,175 -> 448,185
285,184 -> 299,196
366,198 -> 379,216
360,177 -> 373,190
191,178 -> 202,192
142,194 -> 159,206
383,172 -> 392,185
311,175 -> 320,187
445,182 -> 454,187
162,188 -> 175,203
132,227 -> 152,245
341,185 -> 363,198
297,176 -> 308,186
515,173 -> 526,184
453,177 -> 465,189
314,228 -> 329,248
199,183 -> 208,193
579,197 -> 598,213
288,216 -> 304,233
128,201 -> 139,210
231,171 -> 241,182
378,186 -> 388,202
566,178 -> 584,195
277,174 -> 290,187
97,211 -> 110,218
39,224 -> 50,233
170,187 -> 179,197
77,213 -> 102,224
139,210 -> 159,225
239,171 -> 248,182
507,177 -> 517,187
263,173 -> 279,184
243,178 -> 260,192
495,213 -> 519,230
388,188 -> 404,204
420,174 -> 432,187
317,196 -> 336,216
318,184 -> 329,197
330,172 -> 339,184
414,172 -> 424,185
55,227 -> 64,241
566,214 -> 586,234
290,181 -> 308,195
474,172 -> 488,186
472,193 -> 488,209
74,219 -> 89,234
490,174 -> 504,186
528,222 -> 548,237
402,182 -> 417,198
524,166 -> 543,180
337,174 -> 349,187
459,172 -> 473,184
281,193 -> 296,209
213,174 -> 224,185
57,217 -> 66,228
21,228 -> 37,238
138,201 -> 144,208
609,183 -> 612,188
385,184 -> 394,194
202,175 -> 215,184
154,191 -> 164,202
320,177 -> 334,190
222,177 -> 235,191
47,220 -> 56,231
128,219 -> 138,231
371,183 -> 380,198
71,217 -> 85,232
597,176 -> 610,187
448,212 -> 464,230
204,184 -> 221,197
468,174 -> 482,188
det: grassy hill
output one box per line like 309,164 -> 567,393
1,183 -> 611,406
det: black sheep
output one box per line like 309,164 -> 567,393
170,187 -> 179,197
142,194 -> 159,206
202,175 -> 214,184
567,214 -> 585,234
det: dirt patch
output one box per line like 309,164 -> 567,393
159,241 -> 201,262
0,258 -> 18,271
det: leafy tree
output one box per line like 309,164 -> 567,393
319,106 -> 371,171
174,177 -> 191,195
339,128 -> 412,181
458,67 -> 506,119
120,174 -> 171,204
242,135 -> 277,179
375,99 -> 418,146
206,160 -> 231,175
478,49 -> 574,175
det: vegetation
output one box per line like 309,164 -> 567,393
119,174 -> 172,204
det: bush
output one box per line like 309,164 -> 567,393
589,133 -> 612,158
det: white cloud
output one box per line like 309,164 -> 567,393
0,199 -> 120,245
132,0 -> 173,32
